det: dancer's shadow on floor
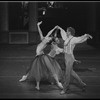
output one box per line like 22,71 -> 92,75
60,61 -> 96,72
34,81 -> 60,93
64,82 -> 87,95
58,58 -> 96,73
73,62 -> 96,72
19,80 -> 60,93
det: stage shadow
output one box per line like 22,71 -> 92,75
19,80 -> 60,93
58,59 -> 96,72
63,83 -> 87,96
73,63 -> 96,72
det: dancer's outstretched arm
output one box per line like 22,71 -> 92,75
56,47 -> 64,54
45,26 -> 58,38
73,34 -> 93,44
58,26 -> 68,41
37,21 -> 44,40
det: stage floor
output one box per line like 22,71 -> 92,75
0,44 -> 100,99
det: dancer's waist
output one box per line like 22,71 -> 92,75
48,54 -> 55,58
64,50 -> 72,54
36,51 -> 44,56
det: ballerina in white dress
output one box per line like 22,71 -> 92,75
19,22 -> 63,90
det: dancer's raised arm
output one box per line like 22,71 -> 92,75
72,34 -> 93,44
45,26 -> 58,38
58,26 -> 68,41
37,21 -> 44,40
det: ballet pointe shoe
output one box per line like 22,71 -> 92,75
60,88 -> 71,95
19,75 -> 27,82
60,90 -> 65,95
81,84 -> 87,92
80,82 -> 87,92
57,82 -> 63,89
35,86 -> 40,90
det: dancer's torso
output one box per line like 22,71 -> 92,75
36,40 -> 47,56
48,43 -> 62,58
64,36 -> 75,55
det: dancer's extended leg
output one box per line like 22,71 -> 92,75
54,74 -> 63,89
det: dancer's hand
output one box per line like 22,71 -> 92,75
54,25 -> 58,29
87,34 -> 93,39
37,21 -> 42,26
57,25 -> 61,30
75,60 -> 81,64
88,34 -> 93,39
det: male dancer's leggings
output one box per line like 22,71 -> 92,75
63,53 -> 84,92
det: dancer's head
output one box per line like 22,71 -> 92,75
52,28 -> 60,44
47,29 -> 60,45
66,27 -> 75,37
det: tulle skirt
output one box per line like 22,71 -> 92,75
26,54 -> 63,83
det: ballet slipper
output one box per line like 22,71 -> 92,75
60,90 -> 65,95
57,82 -> 63,89
19,75 -> 27,82
79,82 -> 87,92
60,88 -> 71,95
35,86 -> 40,90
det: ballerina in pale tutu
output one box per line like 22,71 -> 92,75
19,21 -> 64,90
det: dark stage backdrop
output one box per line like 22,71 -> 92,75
0,2 -> 99,47
8,2 -> 29,31
8,2 -> 88,35
38,2 -> 88,37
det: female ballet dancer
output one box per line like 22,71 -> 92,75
47,29 -> 64,85
19,21 -> 63,90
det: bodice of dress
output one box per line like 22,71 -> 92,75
48,43 -> 63,58
48,48 -> 56,58
36,41 -> 46,56
36,36 -> 52,56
